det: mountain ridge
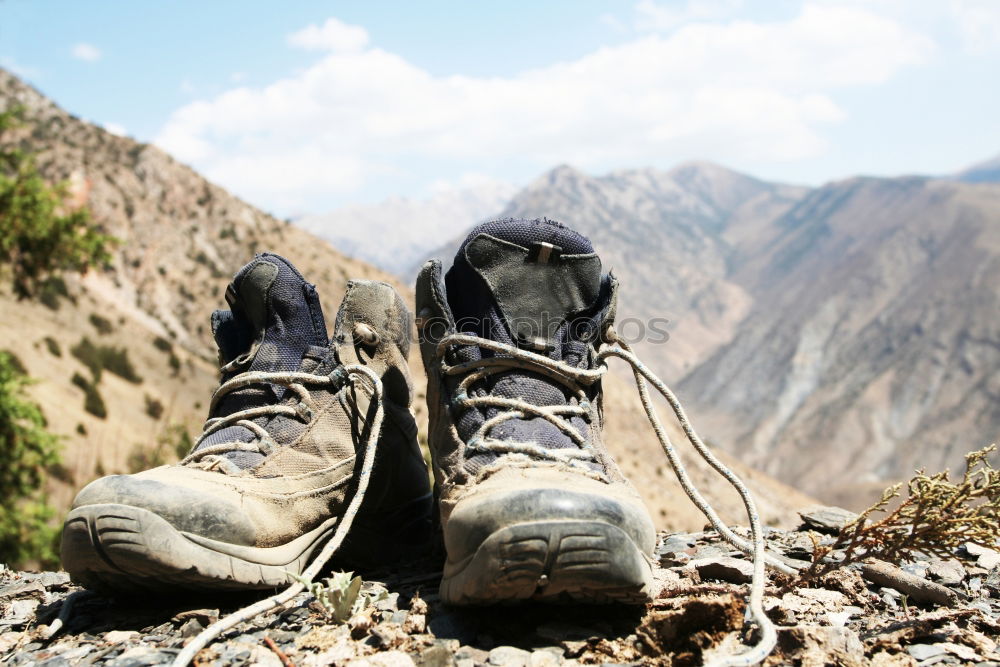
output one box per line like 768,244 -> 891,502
679,174 -> 1000,503
296,180 -> 516,275
955,153 -> 1000,183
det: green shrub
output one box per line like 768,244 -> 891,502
193,251 -> 224,278
101,345 -> 142,383
70,337 -> 142,384
172,426 -> 193,460
127,423 -> 193,473
126,442 -> 167,473
70,371 -> 89,391
1,349 -> 26,375
0,351 -> 61,568
47,461 -> 73,484
0,108 -> 114,299
37,276 -> 69,310
43,336 -> 61,357
152,335 -> 182,375
72,371 -> 107,419
801,446 -> 1000,583
83,385 -> 107,419
71,338 -> 102,381
145,394 -> 164,420
152,336 -> 173,353
88,313 -> 114,335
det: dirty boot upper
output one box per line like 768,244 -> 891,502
416,218 -> 656,604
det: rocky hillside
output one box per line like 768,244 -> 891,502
416,163 -> 1000,507
679,176 -> 1000,506
0,68 -> 809,541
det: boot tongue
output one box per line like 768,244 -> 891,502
213,252 -> 328,373
198,253 -> 329,470
446,218 -> 601,351
444,219 -> 604,473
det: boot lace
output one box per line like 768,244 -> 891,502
182,366 -> 354,474
438,329 -> 797,667
174,364 -> 385,667
442,335 -> 605,479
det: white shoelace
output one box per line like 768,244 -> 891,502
173,364 -> 384,667
439,329 -> 796,667
182,366 -> 353,474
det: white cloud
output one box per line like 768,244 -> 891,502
179,78 -> 197,95
635,0 -> 745,32
287,17 -> 369,52
428,172 -> 514,196
103,122 -> 127,136
949,0 -> 1000,52
599,13 -> 629,33
155,5 -> 933,213
71,43 -> 102,62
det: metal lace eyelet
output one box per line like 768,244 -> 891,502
329,367 -> 349,386
353,322 -> 380,347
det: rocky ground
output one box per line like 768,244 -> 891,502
2,509 -> 999,666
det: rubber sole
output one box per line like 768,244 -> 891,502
62,493 -> 434,595
440,520 -> 654,605
61,504 -> 333,594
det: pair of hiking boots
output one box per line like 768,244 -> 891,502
61,218 -> 657,605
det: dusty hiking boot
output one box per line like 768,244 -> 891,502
416,218 -> 657,604
61,253 -> 432,594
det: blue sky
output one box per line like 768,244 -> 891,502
2,0 -> 999,216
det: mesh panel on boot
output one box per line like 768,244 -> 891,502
195,253 -> 329,471
443,218 -> 607,474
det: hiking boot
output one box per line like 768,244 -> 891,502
61,253 -> 432,594
415,218 -> 656,604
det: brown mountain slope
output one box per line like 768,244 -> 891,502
0,69 -> 812,539
680,176 -> 1000,506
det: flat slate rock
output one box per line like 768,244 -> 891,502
797,505 -> 859,533
689,556 -> 754,584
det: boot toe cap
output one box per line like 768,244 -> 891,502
71,473 -> 256,546
444,484 -> 656,562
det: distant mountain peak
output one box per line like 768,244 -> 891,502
955,152 -> 1000,183
535,163 -> 591,187
295,179 -> 516,275
669,159 -> 740,177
